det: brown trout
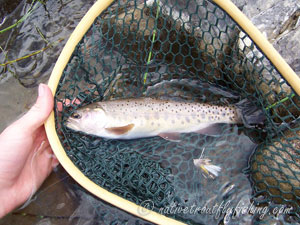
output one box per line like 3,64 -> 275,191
66,98 -> 242,141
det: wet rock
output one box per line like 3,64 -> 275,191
230,0 -> 248,11
241,0 -> 300,75
275,12 -> 300,74
250,125 -> 300,212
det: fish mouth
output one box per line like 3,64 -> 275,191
65,118 -> 80,131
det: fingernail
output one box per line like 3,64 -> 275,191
38,83 -> 45,97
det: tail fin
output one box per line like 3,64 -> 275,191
235,99 -> 266,128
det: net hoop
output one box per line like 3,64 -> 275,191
45,0 -> 300,224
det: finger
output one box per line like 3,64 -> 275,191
13,141 -> 54,207
52,157 -> 59,169
30,145 -> 55,189
19,84 -> 54,132
42,146 -> 59,169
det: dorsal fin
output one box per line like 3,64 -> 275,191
105,124 -> 135,135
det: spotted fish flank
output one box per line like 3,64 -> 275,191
66,97 -> 242,140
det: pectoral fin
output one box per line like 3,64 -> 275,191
105,124 -> 135,135
159,133 -> 181,142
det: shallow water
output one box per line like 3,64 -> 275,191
0,0 -> 96,131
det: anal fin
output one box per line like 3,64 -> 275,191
159,133 -> 181,142
196,124 -> 225,136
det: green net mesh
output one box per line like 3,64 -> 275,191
53,0 -> 300,224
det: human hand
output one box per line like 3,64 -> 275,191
0,84 -> 58,218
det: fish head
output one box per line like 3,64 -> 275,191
66,105 -> 107,134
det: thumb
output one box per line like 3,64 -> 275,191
20,84 -> 54,132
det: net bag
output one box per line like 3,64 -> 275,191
45,0 -> 300,224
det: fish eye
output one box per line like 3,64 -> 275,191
71,112 -> 81,119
